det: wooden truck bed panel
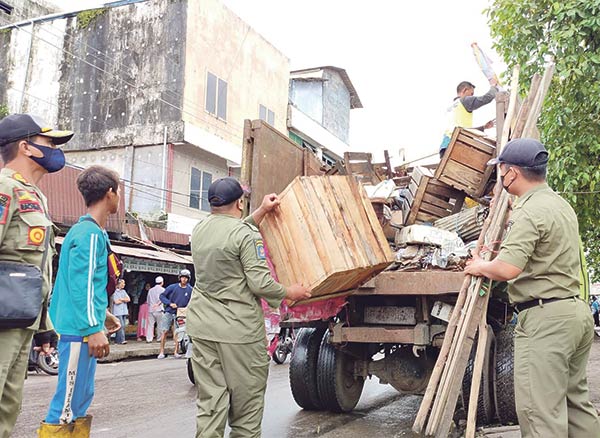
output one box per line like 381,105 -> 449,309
355,271 -> 465,296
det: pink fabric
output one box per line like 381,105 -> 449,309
136,303 -> 148,338
261,239 -> 348,325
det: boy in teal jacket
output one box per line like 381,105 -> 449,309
39,165 -> 121,437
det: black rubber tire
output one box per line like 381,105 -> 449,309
289,328 -> 325,410
37,351 -> 59,376
187,358 -> 195,385
272,346 -> 288,364
316,330 -> 365,413
494,324 -> 517,424
462,325 -> 496,425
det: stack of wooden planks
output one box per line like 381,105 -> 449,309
259,175 -> 394,302
412,63 -> 555,438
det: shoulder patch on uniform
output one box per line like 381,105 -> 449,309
255,238 -> 266,260
27,226 -> 46,246
12,173 -> 28,184
14,188 -> 43,213
0,193 -> 11,225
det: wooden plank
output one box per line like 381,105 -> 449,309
344,152 -> 372,162
356,271 -> 465,295
334,326 -> 415,344
384,150 -> 394,179
249,120 -> 304,212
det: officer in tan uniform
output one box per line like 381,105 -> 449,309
188,177 -> 311,438
0,114 -> 73,437
465,138 -> 600,437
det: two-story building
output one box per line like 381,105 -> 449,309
0,0 -> 290,233
288,66 -> 363,165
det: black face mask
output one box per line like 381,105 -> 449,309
500,167 -> 515,190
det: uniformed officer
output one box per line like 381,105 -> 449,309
465,138 -> 600,437
187,177 -> 311,438
0,114 -> 73,437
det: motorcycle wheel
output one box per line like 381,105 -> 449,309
37,351 -> 59,376
187,358 -> 195,385
272,346 -> 288,364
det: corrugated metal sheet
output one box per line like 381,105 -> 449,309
124,223 -> 190,246
55,236 -> 192,265
38,165 -> 126,233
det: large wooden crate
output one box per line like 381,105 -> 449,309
405,167 -> 465,225
434,127 -> 496,198
259,176 -> 394,299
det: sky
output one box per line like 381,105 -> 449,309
50,0 -> 506,166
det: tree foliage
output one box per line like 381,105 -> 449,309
487,0 -> 600,280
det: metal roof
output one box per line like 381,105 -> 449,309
55,236 -> 192,265
290,66 -> 363,109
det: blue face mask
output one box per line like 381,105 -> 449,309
27,140 -> 66,173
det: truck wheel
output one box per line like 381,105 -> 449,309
462,325 -> 496,425
187,358 -> 195,385
289,328 -> 325,410
317,330 -> 365,413
272,346 -> 288,364
494,324 -> 517,424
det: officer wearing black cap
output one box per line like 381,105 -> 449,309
187,177 -> 310,437
439,77 -> 499,157
465,138 -> 600,437
0,114 -> 73,436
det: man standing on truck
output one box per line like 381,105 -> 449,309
187,177 -> 311,438
439,78 -> 498,158
464,138 -> 600,438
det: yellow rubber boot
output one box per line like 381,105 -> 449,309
72,416 -> 92,438
37,422 -> 74,437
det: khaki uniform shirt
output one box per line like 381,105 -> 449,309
187,214 -> 286,343
0,168 -> 55,331
497,183 -> 580,304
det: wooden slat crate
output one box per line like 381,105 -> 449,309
260,176 -> 394,300
434,127 -> 496,198
405,167 -> 465,225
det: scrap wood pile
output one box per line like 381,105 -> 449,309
409,64 -> 555,438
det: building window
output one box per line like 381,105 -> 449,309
189,167 -> 213,211
206,71 -> 227,121
259,104 -> 275,125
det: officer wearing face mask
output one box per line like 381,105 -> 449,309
465,138 -> 600,438
0,113 -> 72,436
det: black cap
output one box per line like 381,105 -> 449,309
208,177 -> 244,206
488,138 -> 549,167
0,114 -> 74,147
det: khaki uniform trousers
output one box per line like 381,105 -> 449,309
515,297 -> 600,437
190,336 -> 269,438
0,328 -> 34,438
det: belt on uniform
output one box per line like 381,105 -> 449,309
514,296 -> 576,313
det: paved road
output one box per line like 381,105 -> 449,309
13,356 -> 418,438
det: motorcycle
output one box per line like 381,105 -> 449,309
29,334 -> 59,376
269,326 -> 295,365
175,308 -> 195,384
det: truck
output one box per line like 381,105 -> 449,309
240,108 -> 517,427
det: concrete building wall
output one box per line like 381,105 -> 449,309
289,79 -> 323,123
0,0 -> 187,150
183,0 -> 290,163
170,143 -> 229,219
321,69 -> 351,143
0,0 -> 58,24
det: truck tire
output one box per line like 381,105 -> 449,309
316,330 -> 365,413
462,325 -> 496,425
289,328 -> 325,410
187,358 -> 195,385
494,324 -> 517,424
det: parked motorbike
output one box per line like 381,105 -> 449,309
29,334 -> 59,376
175,308 -> 195,384
269,326 -> 295,364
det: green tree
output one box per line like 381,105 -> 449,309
487,0 -> 600,280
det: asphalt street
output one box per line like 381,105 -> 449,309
13,354 -> 418,438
